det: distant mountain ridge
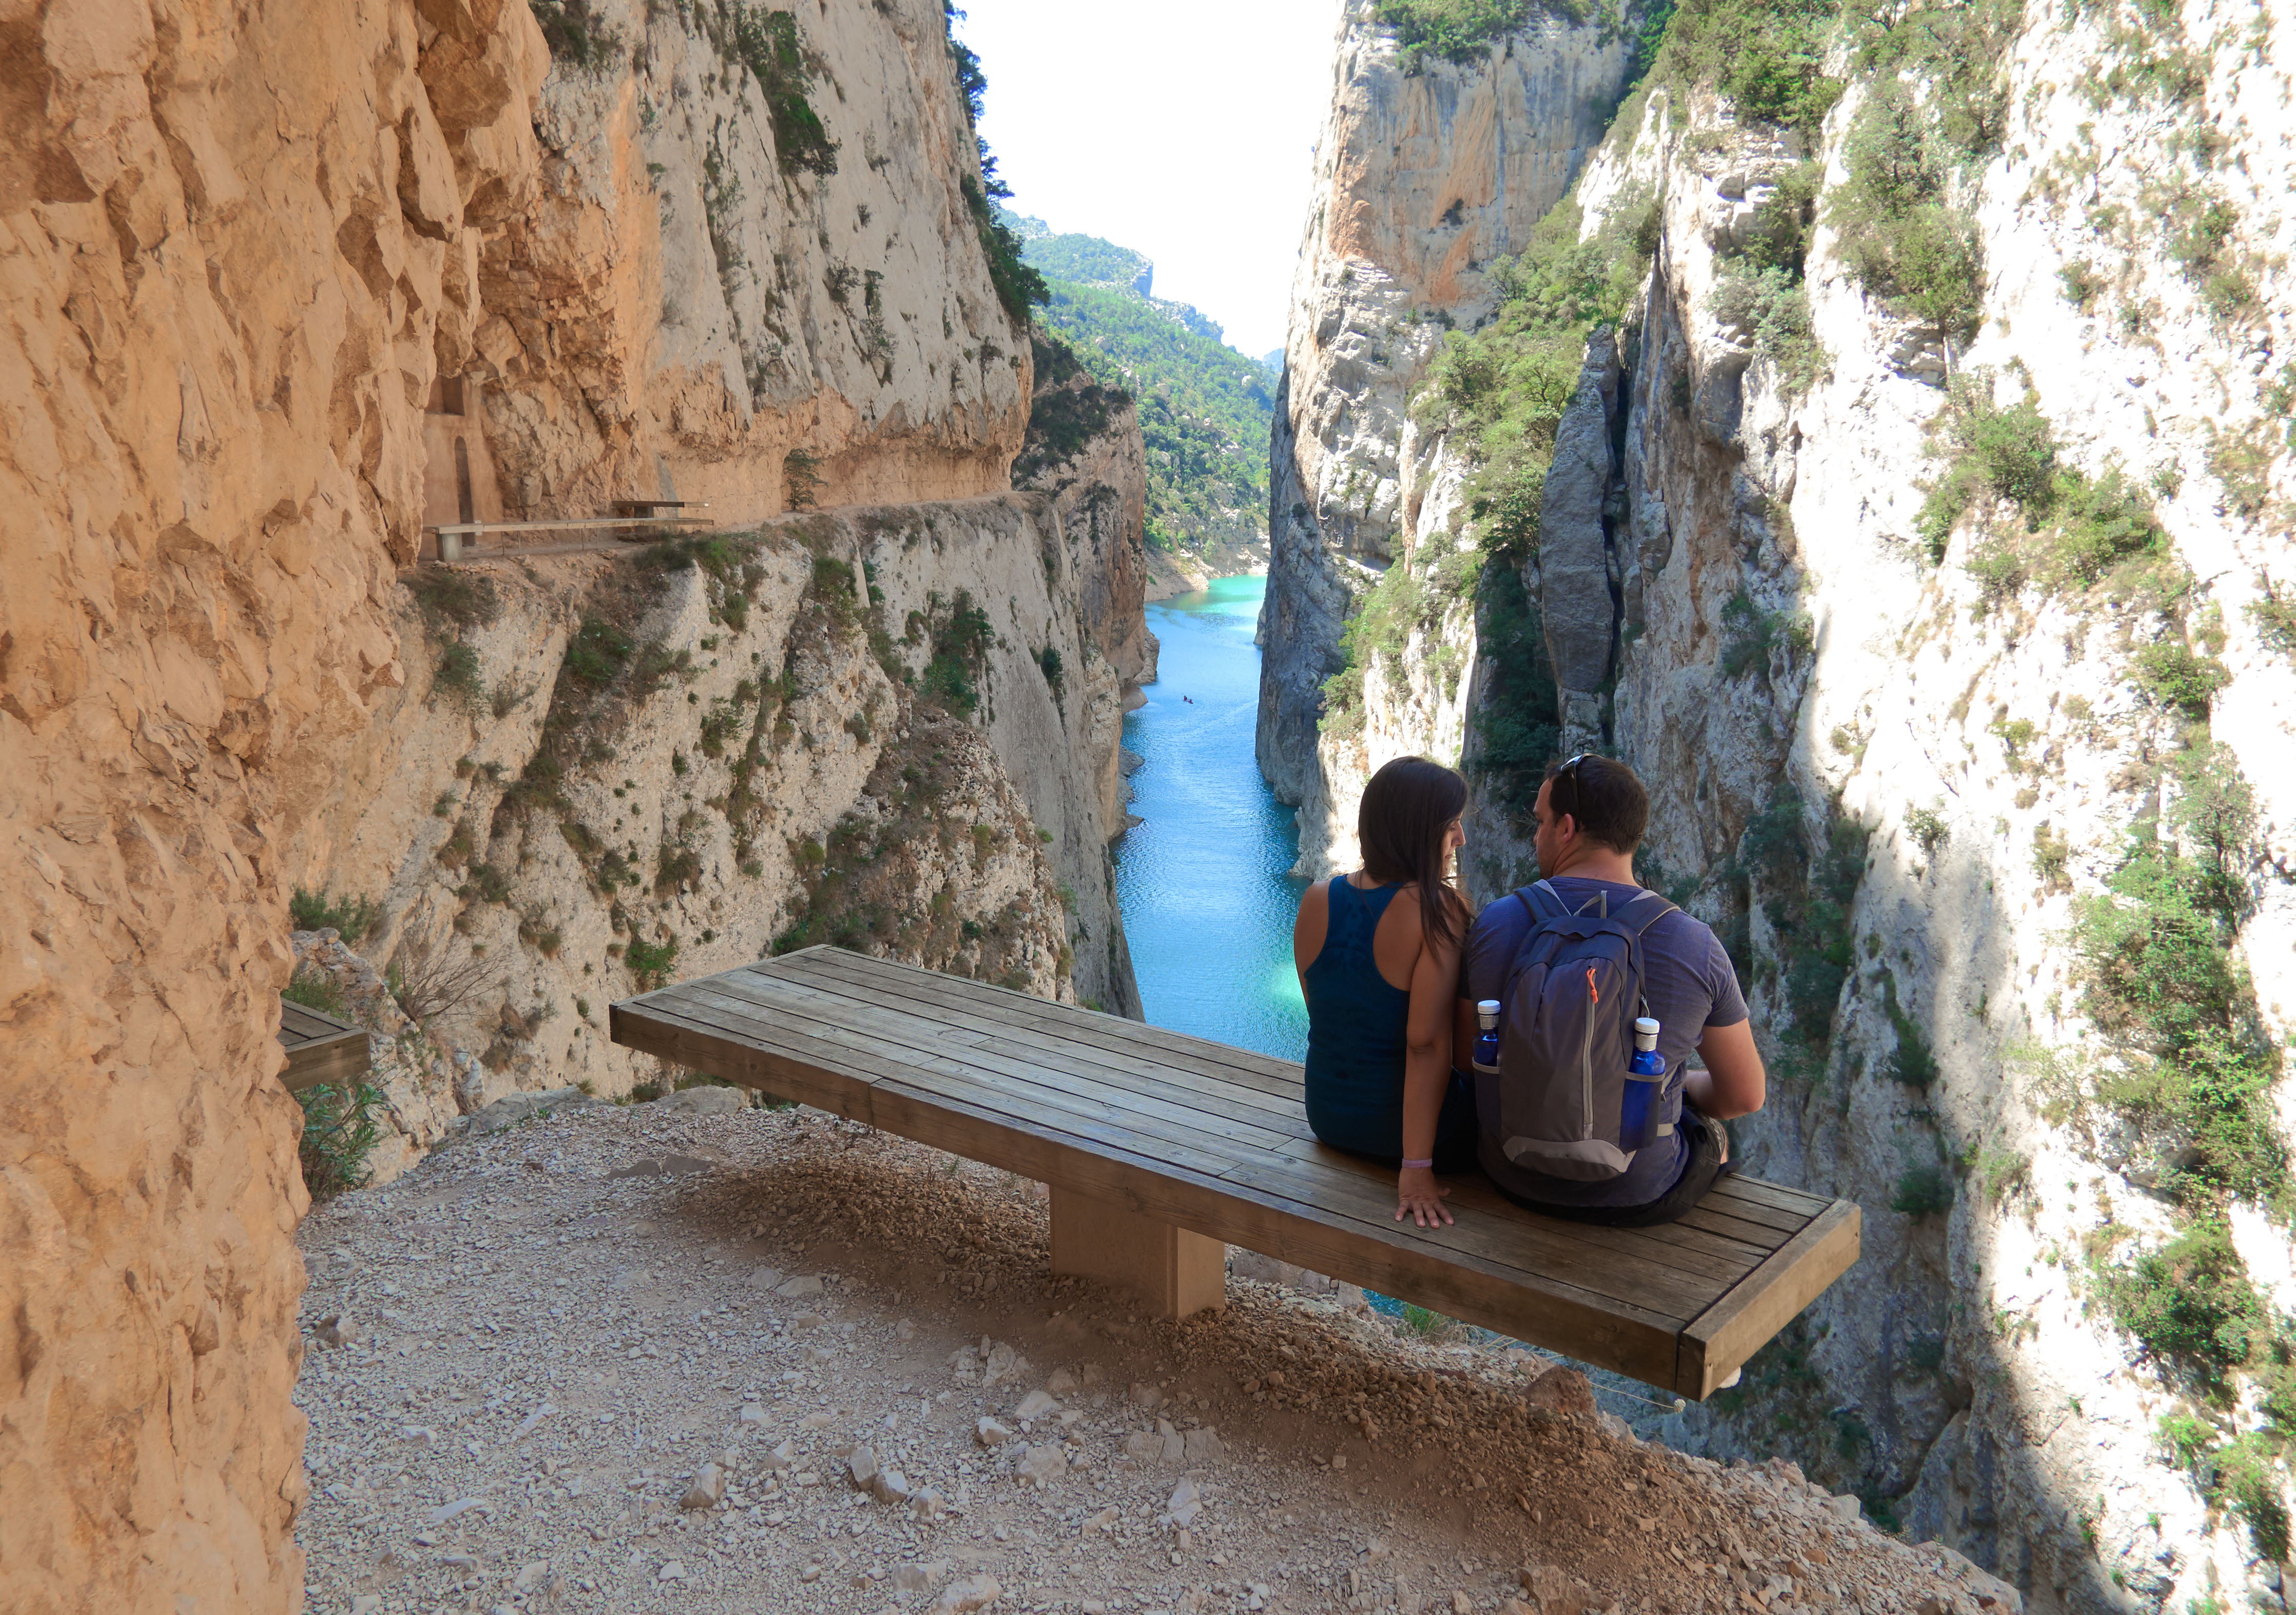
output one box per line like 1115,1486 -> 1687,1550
1001,210 -> 1155,297
999,209 -> 1274,564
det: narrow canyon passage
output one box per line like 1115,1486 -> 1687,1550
1114,577 -> 1309,1062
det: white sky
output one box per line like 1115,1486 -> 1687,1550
952,0 -> 1340,361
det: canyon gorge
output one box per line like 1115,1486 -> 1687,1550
2,0 -> 1150,1605
6,0 -> 2293,1612
1260,2 -> 2295,1612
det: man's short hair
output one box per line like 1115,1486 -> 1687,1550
1542,754 -> 1649,853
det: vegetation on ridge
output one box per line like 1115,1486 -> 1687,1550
1028,270 -> 1275,554
948,11 -> 1047,326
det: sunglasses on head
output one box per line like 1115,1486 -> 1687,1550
1552,753 -> 1594,821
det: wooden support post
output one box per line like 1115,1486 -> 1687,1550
1048,1185 -> 1225,1319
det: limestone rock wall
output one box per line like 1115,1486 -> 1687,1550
0,0 -> 1119,1608
1273,0 -> 2296,1606
1015,334 -> 1157,688
0,1 -> 549,1608
295,495 -> 1142,1168
468,0 -> 1031,523
1584,34 -> 2296,1602
1257,0 -> 1633,875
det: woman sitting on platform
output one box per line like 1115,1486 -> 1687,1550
1292,755 -> 1477,1230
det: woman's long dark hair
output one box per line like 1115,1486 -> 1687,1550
1357,756 -> 1469,951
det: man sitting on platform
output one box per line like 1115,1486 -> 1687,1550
1458,754 -> 1766,1227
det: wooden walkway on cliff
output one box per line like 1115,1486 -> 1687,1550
610,947 -> 1859,1399
277,1001 -> 371,1093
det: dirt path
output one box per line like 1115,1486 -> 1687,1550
293,1095 -> 2017,1615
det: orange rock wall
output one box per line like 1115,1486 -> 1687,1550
0,2 -> 549,1608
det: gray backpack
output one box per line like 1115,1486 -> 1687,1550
1494,881 -> 1676,1181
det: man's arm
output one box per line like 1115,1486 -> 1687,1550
1684,1019 -> 1765,1119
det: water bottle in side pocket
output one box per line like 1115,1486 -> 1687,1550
1472,999 -> 1501,1075
1619,1016 -> 1666,1153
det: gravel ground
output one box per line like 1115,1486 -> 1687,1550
293,1093 -> 2022,1615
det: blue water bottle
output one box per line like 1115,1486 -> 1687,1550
1620,1016 -> 1665,1152
1473,1000 -> 1501,1074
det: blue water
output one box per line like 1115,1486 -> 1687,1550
1113,576 -> 1309,1062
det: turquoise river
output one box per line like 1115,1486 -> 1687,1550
1111,575 -> 1309,1061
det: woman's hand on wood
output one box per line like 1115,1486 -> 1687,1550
1394,1165 -> 1453,1228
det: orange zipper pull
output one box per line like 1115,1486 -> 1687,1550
1586,965 -> 1599,1003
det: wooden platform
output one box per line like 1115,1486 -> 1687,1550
609,947 -> 1860,1399
278,1000 -> 373,1094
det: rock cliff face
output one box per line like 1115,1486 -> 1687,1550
472,0 -> 1031,523
1258,0 -> 1633,873
297,493 -> 1141,1177
0,0 -> 1138,1609
1269,2 -> 2296,1611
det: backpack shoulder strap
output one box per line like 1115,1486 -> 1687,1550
1617,890 -> 1678,937
1519,882 -> 1566,922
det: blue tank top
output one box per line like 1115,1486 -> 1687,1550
1301,879 -> 1413,1157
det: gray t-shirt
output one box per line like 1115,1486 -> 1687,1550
1462,877 -> 1748,1208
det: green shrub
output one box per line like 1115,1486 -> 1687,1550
1719,590 -> 1813,678
2094,1219 -> 2262,1392
528,0 -> 620,71
1036,644 -> 1065,698
2206,419 -> 2281,524
290,889 -> 381,942
1827,79 -> 1984,340
432,642 -> 484,712
2032,822 -> 2072,887
1739,795 -> 1866,1046
1712,266 -> 1827,389
283,967 -> 351,1019
1853,0 -> 2019,161
566,616 -> 634,686
1916,375 -> 2166,591
2130,641 -> 2230,719
1724,162 -> 1822,278
923,592 -> 996,717
297,1080 -> 386,1198
625,934 -> 680,990
2250,584 -> 2296,663
1464,560 -> 1561,817
1015,335 -> 1122,480
964,175 -> 1048,328
733,7 -> 837,177
1646,0 -> 1846,136
1883,975 -> 1940,1089
2058,258 -> 2105,311
1891,1163 -> 1954,1219
1903,803 -> 1949,857
1374,0 -> 1532,70
2071,750 -> 2281,1210
403,568 -> 501,633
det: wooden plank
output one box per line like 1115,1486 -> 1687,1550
693,971 -> 1311,1143
1259,1135 -> 1761,1287
1706,1174 -> 1831,1217
773,949 -> 1311,1099
661,979 -> 1291,1170
623,992 -> 1252,1180
277,1000 -> 371,1093
280,1033 -> 370,1094
1692,1180 -> 1810,1234
761,955 -> 1317,1130
1675,1199 -> 1863,1398
779,950 -> 1307,1092
1670,1203 -> 1796,1252
1228,1152 -> 1730,1322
